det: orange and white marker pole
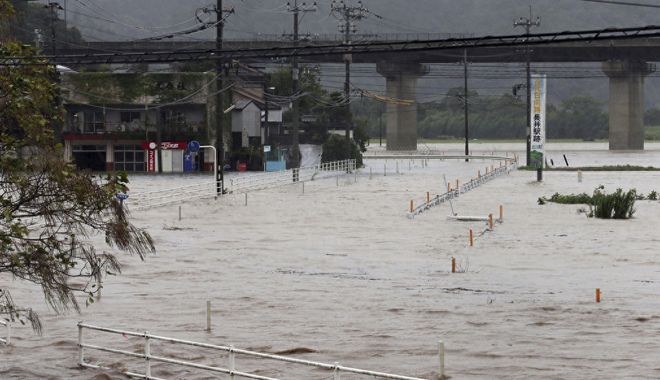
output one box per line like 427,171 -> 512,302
410,200 -> 414,213
488,214 -> 494,230
426,192 -> 430,205
469,229 -> 474,247
452,257 -> 456,273
499,205 -> 504,222
596,288 -> 601,303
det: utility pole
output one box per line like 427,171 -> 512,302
514,6 -> 540,167
287,1 -> 316,181
331,0 -> 373,142
45,2 -> 63,55
214,1 -> 234,194
463,48 -> 469,162
63,0 -> 67,40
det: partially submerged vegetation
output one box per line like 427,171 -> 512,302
538,186 -> 651,219
521,165 -> 660,171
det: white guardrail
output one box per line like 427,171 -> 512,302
0,320 -> 9,345
128,159 -> 356,211
77,322 -> 435,380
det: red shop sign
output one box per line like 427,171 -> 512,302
141,141 -> 187,150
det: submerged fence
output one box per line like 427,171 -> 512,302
0,320 -> 9,345
408,161 -> 518,218
228,159 -> 355,194
77,322 -> 433,380
128,159 -> 356,210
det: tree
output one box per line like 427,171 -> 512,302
6,0 -> 83,46
1,2 -> 154,332
552,96 -> 608,140
644,107 -> 660,126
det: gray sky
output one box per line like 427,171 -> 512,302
60,0 -> 660,41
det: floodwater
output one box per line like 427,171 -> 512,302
2,142 -> 660,379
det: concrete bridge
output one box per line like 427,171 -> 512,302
56,36 -> 660,151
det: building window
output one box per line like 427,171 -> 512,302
114,144 -> 145,172
83,111 -> 105,133
120,111 -> 143,132
120,112 -> 141,123
73,144 -> 106,152
163,110 -> 186,127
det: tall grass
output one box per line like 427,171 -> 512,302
540,186 -> 637,219
592,188 -> 636,219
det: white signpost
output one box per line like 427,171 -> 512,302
530,74 -> 547,180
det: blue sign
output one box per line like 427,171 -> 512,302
116,193 -> 129,201
188,140 -> 201,153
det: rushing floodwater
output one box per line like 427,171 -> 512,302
2,142 -> 660,379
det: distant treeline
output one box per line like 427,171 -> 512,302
352,88 -> 612,140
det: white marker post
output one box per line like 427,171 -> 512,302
206,301 -> 212,331
438,340 -> 445,378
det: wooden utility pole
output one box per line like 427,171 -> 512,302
287,1 -> 316,181
464,48 -> 469,162
514,6 -> 540,167
214,1 -> 233,193
331,0 -> 373,142
46,2 -> 63,55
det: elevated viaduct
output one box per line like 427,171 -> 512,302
55,35 -> 660,151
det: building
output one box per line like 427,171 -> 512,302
61,71 -> 215,172
60,69 -> 282,173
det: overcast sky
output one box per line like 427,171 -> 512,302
59,0 -> 660,41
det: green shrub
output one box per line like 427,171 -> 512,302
544,192 -> 592,204
540,186 -> 637,219
321,134 -> 363,167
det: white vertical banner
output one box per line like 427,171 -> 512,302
530,74 -> 547,169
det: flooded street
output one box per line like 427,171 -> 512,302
2,143 -> 660,379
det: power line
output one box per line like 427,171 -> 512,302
579,0 -> 660,8
8,24 -> 660,65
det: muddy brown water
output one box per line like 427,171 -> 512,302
2,143 -> 660,379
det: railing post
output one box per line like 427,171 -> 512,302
334,361 -> 340,380
144,331 -> 151,379
77,322 -> 84,366
229,344 -> 236,380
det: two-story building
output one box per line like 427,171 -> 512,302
61,68 -> 283,173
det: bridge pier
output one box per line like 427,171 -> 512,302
602,60 -> 655,150
376,62 -> 430,151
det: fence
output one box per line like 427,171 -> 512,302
128,159 -> 356,210
0,320 -> 9,345
408,161 -> 517,218
228,159 -> 355,194
77,322 -> 434,380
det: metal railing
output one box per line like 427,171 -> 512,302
408,160 -> 518,218
129,180 -> 216,211
228,159 -> 355,194
77,322 -> 431,380
128,159 -> 356,210
0,320 -> 10,345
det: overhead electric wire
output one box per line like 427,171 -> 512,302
15,24 -> 660,66
62,72 -> 225,108
72,0 -> 207,33
63,83 -> 235,112
579,0 -> 660,8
